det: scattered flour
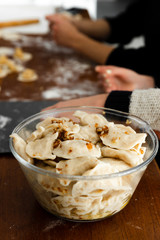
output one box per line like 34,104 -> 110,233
0,115 -> 11,129
43,57 -> 91,86
0,31 -> 21,41
126,222 -> 142,230
0,32 -> 102,101
42,82 -> 99,100
43,219 -> 65,232
42,219 -> 80,232
0,47 -> 14,56
13,35 -> 74,55
4,91 -> 12,97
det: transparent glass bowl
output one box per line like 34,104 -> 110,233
10,106 -> 158,222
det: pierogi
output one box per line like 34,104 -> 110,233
10,110 -> 147,220
0,45 -> 37,82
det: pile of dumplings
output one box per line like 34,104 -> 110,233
11,110 -> 147,220
0,47 -> 38,82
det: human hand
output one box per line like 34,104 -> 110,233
42,93 -> 109,112
46,13 -> 72,30
46,14 -> 81,49
95,65 -> 155,93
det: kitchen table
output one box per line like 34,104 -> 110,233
0,32 -> 160,240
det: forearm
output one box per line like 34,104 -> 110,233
73,33 -> 115,64
72,18 -> 111,41
43,93 -> 109,110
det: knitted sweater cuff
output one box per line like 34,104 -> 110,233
129,88 -> 160,130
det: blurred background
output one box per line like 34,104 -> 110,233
0,0 -> 135,33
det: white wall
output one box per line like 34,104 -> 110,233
0,0 -> 97,34
0,0 -> 97,18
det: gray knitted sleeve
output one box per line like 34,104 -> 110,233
129,89 -> 160,131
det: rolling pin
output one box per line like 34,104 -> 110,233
0,19 -> 39,28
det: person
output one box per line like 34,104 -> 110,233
46,0 -> 160,88
95,65 -> 155,93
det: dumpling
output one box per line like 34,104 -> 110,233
100,123 -> 147,150
52,140 -> 101,159
56,157 -> 98,186
26,132 -> 58,160
74,125 -> 99,144
18,68 -> 38,82
27,126 -> 45,142
72,161 -> 131,197
14,47 -> 32,62
73,110 -> 109,127
56,157 -> 98,176
51,195 -> 102,217
36,116 -> 80,138
10,133 -> 33,164
101,146 -> 145,166
0,64 -> 10,78
100,157 -> 130,171
101,157 -> 145,190
100,190 -> 132,214
37,165 -> 72,196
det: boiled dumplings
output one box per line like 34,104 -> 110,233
10,110 -> 147,220
0,46 -> 37,82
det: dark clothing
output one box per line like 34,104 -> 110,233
105,91 -> 132,113
105,0 -> 160,87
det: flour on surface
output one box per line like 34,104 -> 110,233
0,115 -> 12,129
0,47 -> 14,56
0,32 -> 103,101
42,82 -> 100,100
0,31 -> 22,41
43,219 -> 65,232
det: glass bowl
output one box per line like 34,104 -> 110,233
9,106 -> 158,222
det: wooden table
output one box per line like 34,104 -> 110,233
0,155 -> 160,240
0,33 -> 160,240
0,33 -> 103,101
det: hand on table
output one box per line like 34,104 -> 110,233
42,93 -> 109,112
95,65 -> 155,92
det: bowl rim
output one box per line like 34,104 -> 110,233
9,106 -> 159,180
